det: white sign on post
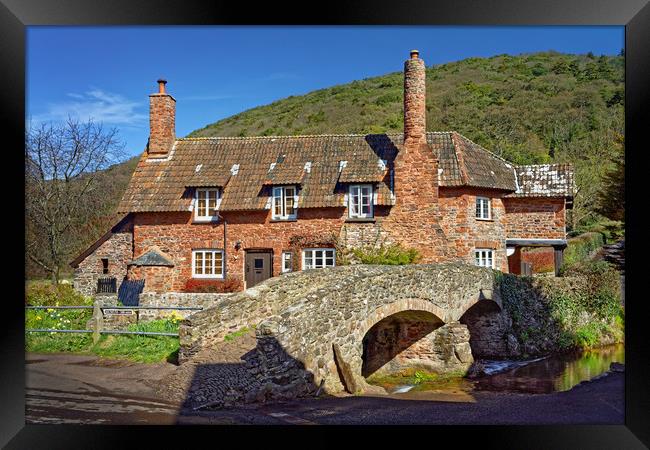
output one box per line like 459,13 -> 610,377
103,309 -> 135,316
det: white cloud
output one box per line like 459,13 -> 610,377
32,88 -> 147,127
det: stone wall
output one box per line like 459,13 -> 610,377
503,197 -> 566,239
459,300 -> 511,357
91,292 -> 233,330
73,219 -> 133,297
137,291 -> 233,320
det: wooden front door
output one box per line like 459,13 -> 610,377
245,251 -> 272,288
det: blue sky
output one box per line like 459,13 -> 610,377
27,26 -> 624,158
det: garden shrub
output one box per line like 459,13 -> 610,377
26,282 -> 92,306
499,259 -> 623,354
561,232 -> 605,271
351,243 -> 421,265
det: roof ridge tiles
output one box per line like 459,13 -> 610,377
177,131 -> 456,141
516,162 -> 573,168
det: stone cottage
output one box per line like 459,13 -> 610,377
71,50 -> 574,296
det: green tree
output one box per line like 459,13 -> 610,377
25,117 -> 126,282
596,134 -> 625,222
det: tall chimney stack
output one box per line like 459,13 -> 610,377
403,49 -> 426,145
148,78 -> 176,157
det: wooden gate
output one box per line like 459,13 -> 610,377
118,279 -> 145,306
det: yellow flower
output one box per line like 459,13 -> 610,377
47,308 -> 54,313
35,316 -> 42,321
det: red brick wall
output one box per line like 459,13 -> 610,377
439,187 -> 509,272
148,93 -> 175,156
133,209 -> 350,291
521,247 -> 556,273
127,265 -> 173,292
503,197 -> 566,239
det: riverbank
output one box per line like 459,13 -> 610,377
25,352 -> 624,425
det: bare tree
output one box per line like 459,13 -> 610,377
25,117 -> 125,282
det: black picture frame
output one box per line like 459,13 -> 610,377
3,0 -> 648,447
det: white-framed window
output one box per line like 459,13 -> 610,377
194,188 -> 221,221
282,251 -> 293,273
272,185 -> 298,220
475,249 -> 494,268
302,248 -> 336,270
192,249 -> 224,278
476,196 -> 491,220
348,184 -> 373,218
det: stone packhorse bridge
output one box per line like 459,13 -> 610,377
179,263 -> 507,400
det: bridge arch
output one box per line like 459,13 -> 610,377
359,301 -> 446,378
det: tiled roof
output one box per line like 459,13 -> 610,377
450,133 -> 518,191
509,163 -> 575,198
118,132 -> 561,214
129,249 -> 175,266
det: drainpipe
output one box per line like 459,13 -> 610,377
217,212 -> 227,280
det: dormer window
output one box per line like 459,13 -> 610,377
348,184 -> 373,218
476,196 -> 491,220
272,185 -> 298,220
195,188 -> 221,221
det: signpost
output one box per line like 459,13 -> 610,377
103,309 -> 135,316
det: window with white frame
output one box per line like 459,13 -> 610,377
475,249 -> 494,268
194,188 -> 221,221
348,184 -> 373,218
302,248 -> 336,270
272,185 -> 298,220
475,196 -> 491,220
282,251 -> 293,273
192,249 -> 224,278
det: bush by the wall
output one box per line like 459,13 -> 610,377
351,243 -> 421,265
497,259 -> 623,355
561,232 -> 605,272
25,281 -> 92,306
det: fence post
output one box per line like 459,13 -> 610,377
92,301 -> 102,344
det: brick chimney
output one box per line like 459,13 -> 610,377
148,79 -> 176,157
382,50 -> 444,264
403,49 -> 426,145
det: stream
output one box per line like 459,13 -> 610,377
382,343 -> 624,395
